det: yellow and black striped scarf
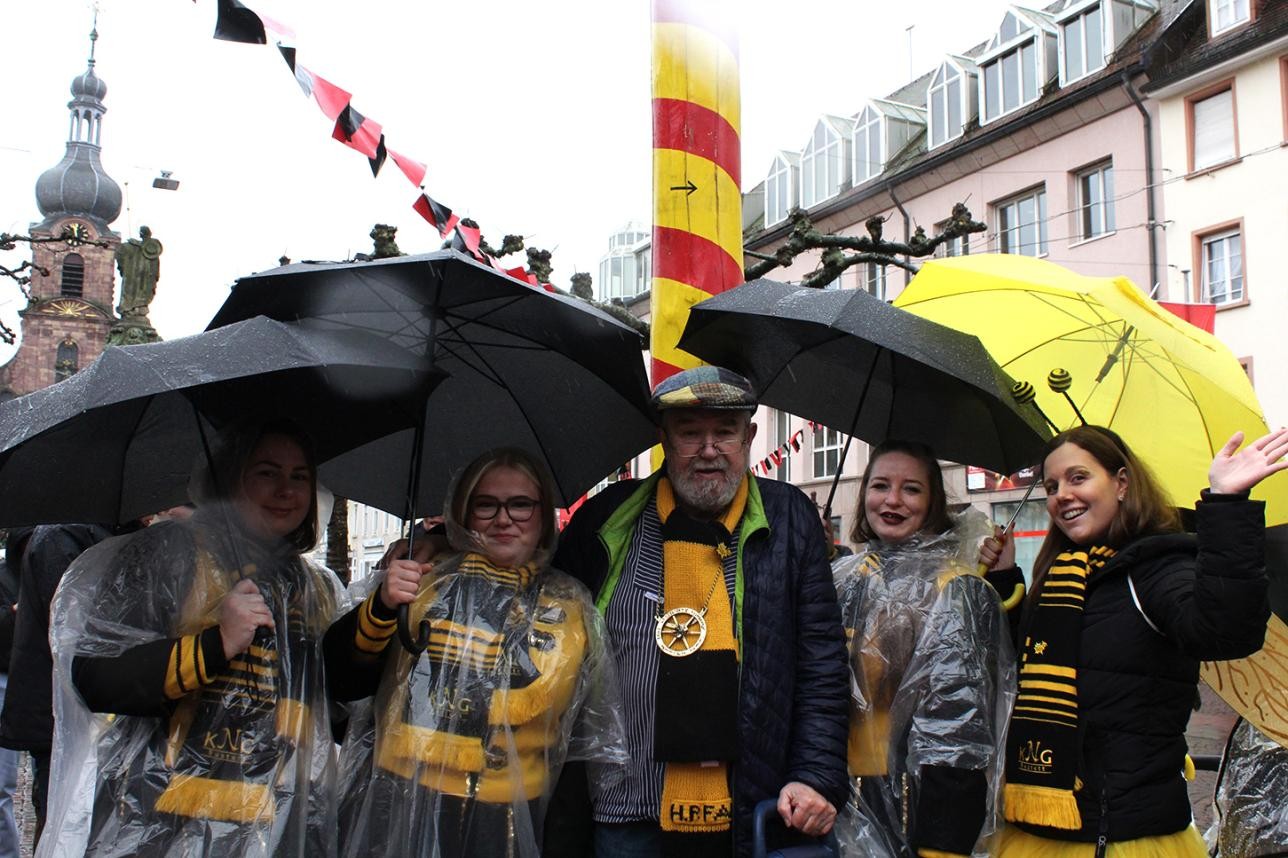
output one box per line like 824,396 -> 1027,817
1004,546 -> 1114,830
377,553 -> 550,780
654,476 -> 747,857
156,530 -> 330,824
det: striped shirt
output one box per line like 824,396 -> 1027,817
594,495 -> 740,823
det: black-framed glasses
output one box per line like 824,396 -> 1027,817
665,431 -> 747,458
470,496 -> 541,522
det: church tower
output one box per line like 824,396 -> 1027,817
0,24 -> 123,399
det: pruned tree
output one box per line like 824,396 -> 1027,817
413,204 -> 984,345
743,202 -> 986,288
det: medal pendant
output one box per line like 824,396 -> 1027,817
655,606 -> 707,657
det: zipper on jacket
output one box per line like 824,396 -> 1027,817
1094,777 -> 1110,858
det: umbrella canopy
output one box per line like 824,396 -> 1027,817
208,250 -> 656,511
892,254 -> 1287,524
0,317 -> 437,527
678,279 -> 1051,476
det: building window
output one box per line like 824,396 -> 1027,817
1076,161 -> 1115,240
992,499 -> 1048,581
980,12 -> 1049,124
1188,85 -> 1236,172
774,409 -> 793,482
936,220 -> 971,257
800,119 -> 848,208
1061,4 -> 1105,83
1209,0 -> 1250,35
1200,228 -> 1243,305
766,154 -> 795,227
1238,356 -> 1253,382
60,253 -> 85,298
813,425 -> 843,478
55,337 -> 78,381
1283,58 -> 1288,143
928,63 -> 966,148
852,106 -> 883,184
982,42 -> 1040,122
996,187 -> 1048,256
865,263 -> 886,300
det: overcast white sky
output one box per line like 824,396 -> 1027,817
1,0 -> 1018,360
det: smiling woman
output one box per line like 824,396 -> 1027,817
324,447 -> 627,858
831,438 -> 1016,858
234,434 -> 315,542
999,425 -> 1288,858
40,419 -> 347,857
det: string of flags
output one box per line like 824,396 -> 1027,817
206,0 -> 547,289
749,423 -> 822,476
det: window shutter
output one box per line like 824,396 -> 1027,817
1193,90 -> 1234,169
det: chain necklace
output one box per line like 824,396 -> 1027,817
654,542 -> 731,658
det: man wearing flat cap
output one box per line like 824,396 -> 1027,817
544,366 -> 848,857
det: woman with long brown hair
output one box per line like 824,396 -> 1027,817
834,439 -> 1017,858
997,425 -> 1288,858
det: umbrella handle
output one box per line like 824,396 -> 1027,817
396,604 -> 431,654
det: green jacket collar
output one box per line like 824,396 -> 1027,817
592,471 -> 770,640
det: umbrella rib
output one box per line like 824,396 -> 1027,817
433,333 -> 550,353
281,313 -> 430,345
114,394 -> 159,524
1001,320 -> 1123,367
1093,334 -> 1201,428
433,316 -> 510,388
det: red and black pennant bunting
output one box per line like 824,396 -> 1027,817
333,104 -> 383,159
412,194 -> 460,238
210,0 -> 538,280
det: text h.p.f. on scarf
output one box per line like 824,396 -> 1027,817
654,476 -> 747,857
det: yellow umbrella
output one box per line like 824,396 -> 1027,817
893,254 -> 1287,525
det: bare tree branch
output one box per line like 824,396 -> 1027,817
744,202 -> 986,287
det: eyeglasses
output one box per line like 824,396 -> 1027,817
470,495 -> 541,522
665,432 -> 748,459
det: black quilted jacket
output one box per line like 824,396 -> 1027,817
0,523 -> 116,752
1017,496 -> 1269,844
543,474 -> 849,857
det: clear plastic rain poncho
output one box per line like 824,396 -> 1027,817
831,509 -> 1016,858
1208,719 -> 1288,857
334,467 -> 627,858
41,505 -> 348,858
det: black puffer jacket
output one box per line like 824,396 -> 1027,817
544,474 -> 849,857
0,523 -> 115,752
1018,496 -> 1269,843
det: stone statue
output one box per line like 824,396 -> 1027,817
115,226 -> 163,321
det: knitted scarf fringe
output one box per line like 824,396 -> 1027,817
1003,783 -> 1083,830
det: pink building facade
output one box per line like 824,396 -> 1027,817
740,0 -> 1177,559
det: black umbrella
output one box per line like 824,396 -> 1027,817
0,316 -> 437,527
209,250 -> 657,652
678,279 -> 1052,513
209,250 -> 656,513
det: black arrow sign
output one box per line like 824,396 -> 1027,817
670,180 -> 697,197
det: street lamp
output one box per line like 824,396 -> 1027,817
151,170 -> 179,191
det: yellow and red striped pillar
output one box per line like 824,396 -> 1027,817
650,0 -> 743,391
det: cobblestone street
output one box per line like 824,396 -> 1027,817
15,753 -> 35,858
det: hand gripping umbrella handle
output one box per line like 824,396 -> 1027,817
396,604 -> 432,654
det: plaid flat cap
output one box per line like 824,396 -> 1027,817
651,366 -> 757,411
